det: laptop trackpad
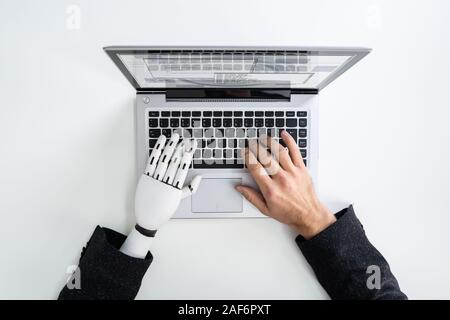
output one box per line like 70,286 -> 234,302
191,178 -> 243,213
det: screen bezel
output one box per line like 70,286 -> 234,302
104,46 -> 371,92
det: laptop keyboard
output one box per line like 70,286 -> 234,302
148,110 -> 308,169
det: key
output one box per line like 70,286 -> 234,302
267,128 -> 277,137
203,149 -> 212,158
204,129 -> 215,138
286,111 -> 295,117
299,129 -> 307,138
181,118 -> 190,127
214,128 -> 225,138
275,111 -> 284,117
162,129 -> 172,137
297,111 -> 307,117
171,111 -> 180,117
183,129 -> 193,138
214,149 -> 222,158
161,111 -> 170,117
206,139 -> 216,148
213,111 -> 222,117
192,118 -> 201,127
255,118 -> 264,127
234,111 -> 243,117
149,111 -> 159,117
149,119 -> 158,127
234,118 -> 243,127
286,119 -> 297,127
149,139 -> 158,148
247,128 -> 257,138
299,119 -> 307,127
276,118 -> 284,127
170,118 -> 179,127
182,111 -> 191,117
225,128 -> 235,138
255,111 -> 264,117
213,118 -> 222,127
173,128 -> 183,137
149,129 -> 161,138
223,118 -> 233,127
245,111 -> 254,117
265,111 -> 274,117
298,139 -> 307,148
224,111 -> 232,117
193,162 -> 244,169
160,118 -> 169,128
202,118 -> 212,127
244,118 -> 253,127
286,129 -> 297,141
236,128 -> 246,138
300,149 -> 307,158
192,111 -> 201,117
224,149 -> 233,159
217,139 -> 227,148
265,118 -> 274,127
258,128 -> 267,137
193,129 -> 203,138
203,111 -> 212,117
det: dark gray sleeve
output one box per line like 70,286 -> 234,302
58,226 -> 152,300
296,205 -> 407,300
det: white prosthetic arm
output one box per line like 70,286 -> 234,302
120,134 -> 202,258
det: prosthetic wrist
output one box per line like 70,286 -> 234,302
120,134 -> 201,258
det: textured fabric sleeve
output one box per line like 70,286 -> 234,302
58,226 -> 152,300
296,205 -> 407,300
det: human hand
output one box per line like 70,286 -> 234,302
121,134 -> 201,258
236,130 -> 336,240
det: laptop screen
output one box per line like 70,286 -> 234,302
105,47 -> 370,91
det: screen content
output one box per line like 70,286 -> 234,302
117,50 -> 355,89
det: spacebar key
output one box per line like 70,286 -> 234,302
193,162 -> 244,169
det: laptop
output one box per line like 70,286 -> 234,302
104,46 -> 370,218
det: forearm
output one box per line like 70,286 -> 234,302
58,226 -> 152,300
120,226 -> 155,259
296,205 -> 407,300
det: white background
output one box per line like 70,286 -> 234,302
1,0 -> 449,299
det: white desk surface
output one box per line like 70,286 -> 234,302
1,0 -> 449,299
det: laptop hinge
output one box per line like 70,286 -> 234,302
164,89 -> 292,102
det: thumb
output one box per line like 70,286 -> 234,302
181,175 -> 202,199
235,185 -> 269,215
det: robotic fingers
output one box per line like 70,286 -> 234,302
144,134 -> 201,193
121,134 -> 203,259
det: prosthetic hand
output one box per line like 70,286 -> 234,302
120,134 -> 202,258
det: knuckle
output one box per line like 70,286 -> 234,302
266,164 -> 280,176
278,173 -> 293,189
264,187 -> 277,201
277,171 -> 288,182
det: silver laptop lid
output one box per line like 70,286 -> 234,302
104,46 -> 370,92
